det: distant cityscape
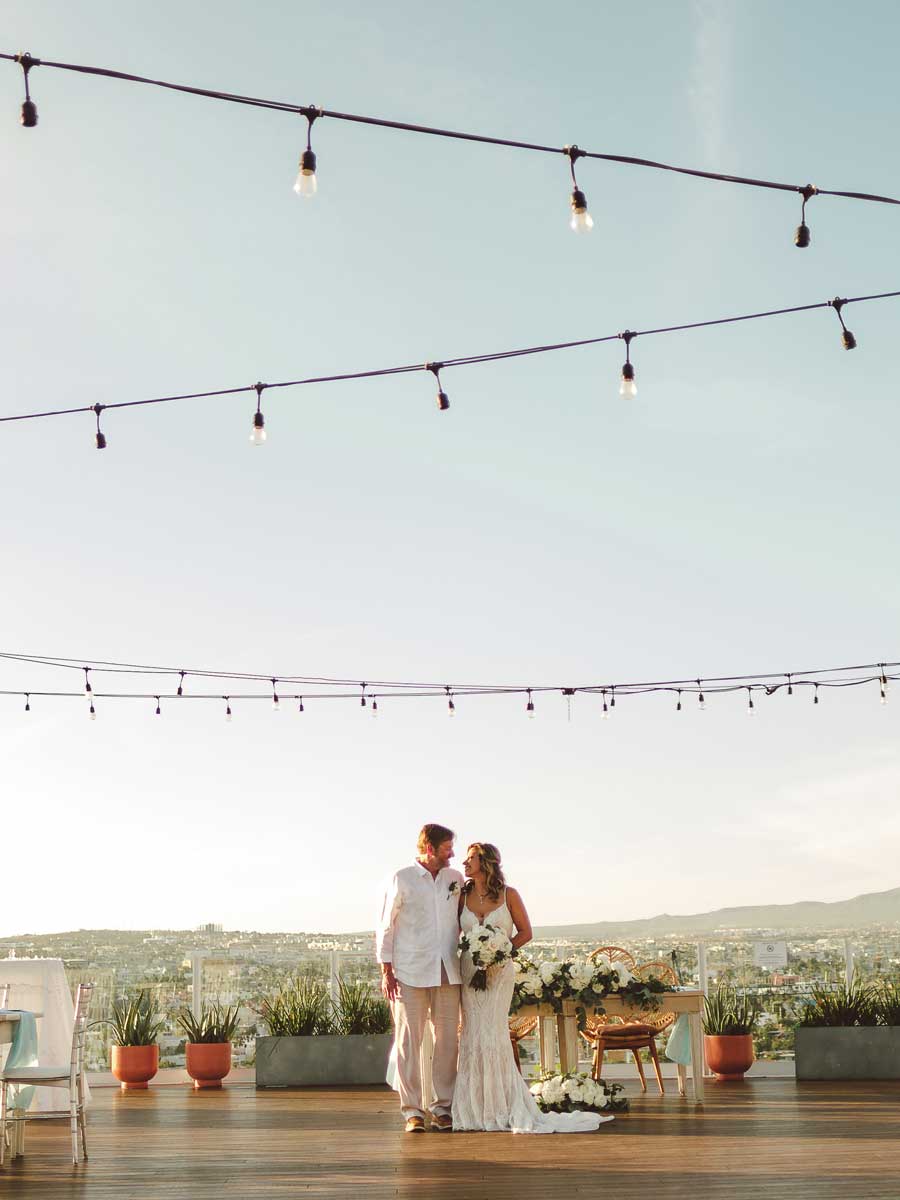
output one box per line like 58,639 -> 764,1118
3,916 -> 899,1073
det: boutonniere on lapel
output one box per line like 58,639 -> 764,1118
447,880 -> 462,900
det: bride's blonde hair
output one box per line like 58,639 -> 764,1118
465,843 -> 506,901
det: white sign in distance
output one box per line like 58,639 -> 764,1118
753,940 -> 788,969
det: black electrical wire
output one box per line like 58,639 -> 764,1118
3,50 -> 900,208
0,289 -> 898,430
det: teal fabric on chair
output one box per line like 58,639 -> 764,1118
1,1012 -> 39,1110
664,1013 -> 692,1066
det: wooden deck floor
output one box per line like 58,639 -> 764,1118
4,1079 -> 900,1199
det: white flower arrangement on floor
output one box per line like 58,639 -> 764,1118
458,923 -> 517,991
531,1071 -> 628,1114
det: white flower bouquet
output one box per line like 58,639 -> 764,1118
458,923 -> 517,990
530,1070 -> 627,1115
511,954 -> 666,1015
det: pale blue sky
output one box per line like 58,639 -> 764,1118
2,1 -> 899,935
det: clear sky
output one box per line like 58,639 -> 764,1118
1,1 -> 899,937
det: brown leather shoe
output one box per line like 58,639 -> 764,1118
404,1116 -> 426,1133
432,1114 -> 453,1132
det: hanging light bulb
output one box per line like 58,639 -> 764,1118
155,697 -> 162,716
177,671 -> 185,697
250,382 -> 267,445
526,689 -> 535,718
24,693 -> 30,713
697,680 -> 706,711
224,696 -> 233,721
747,687 -> 755,716
830,297 -> 857,350
16,53 -> 38,127
293,107 -> 320,197
676,689 -> 682,713
360,684 -> 367,709
610,687 -> 616,712
618,331 -> 637,398
813,684 -> 819,706
880,668 -> 889,705
794,184 -> 816,248
93,403 -> 107,450
298,696 -> 305,714
446,686 -> 456,717
601,689 -> 609,720
786,674 -> 793,697
426,363 -> 449,411
272,679 -> 280,712
565,145 -> 593,233
83,668 -> 93,698
89,700 -> 97,720
372,697 -> 379,717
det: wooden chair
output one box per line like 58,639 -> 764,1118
0,982 -> 93,1166
583,962 -> 678,1095
508,1014 -> 538,1074
582,947 -> 638,1037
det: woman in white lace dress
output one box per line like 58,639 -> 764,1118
451,842 -> 612,1134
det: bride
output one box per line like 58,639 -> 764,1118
451,842 -> 613,1134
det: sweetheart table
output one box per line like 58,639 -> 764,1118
516,989 -> 706,1104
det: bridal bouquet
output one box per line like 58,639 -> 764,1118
458,923 -> 517,990
531,1071 -> 628,1115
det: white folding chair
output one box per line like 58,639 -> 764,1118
0,982 -> 92,1166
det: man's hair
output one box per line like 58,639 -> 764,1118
417,823 -> 455,855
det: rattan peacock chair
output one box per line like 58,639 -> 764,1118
508,1014 -> 539,1073
584,960 -> 679,1094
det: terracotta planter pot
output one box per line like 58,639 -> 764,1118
111,1044 -> 159,1090
185,1042 -> 232,1089
704,1033 -> 754,1080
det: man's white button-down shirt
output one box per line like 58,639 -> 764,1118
376,862 -> 464,988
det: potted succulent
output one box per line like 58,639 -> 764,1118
106,991 -> 165,1090
255,977 -> 393,1087
176,1002 -> 242,1089
703,985 -> 761,1080
794,980 -> 900,1079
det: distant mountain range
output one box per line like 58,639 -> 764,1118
532,886 -> 900,939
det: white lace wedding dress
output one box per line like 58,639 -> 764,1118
451,895 -> 613,1133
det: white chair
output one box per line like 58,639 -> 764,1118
0,982 -> 92,1166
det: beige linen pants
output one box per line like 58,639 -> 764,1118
392,979 -> 460,1118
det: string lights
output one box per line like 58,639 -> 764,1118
2,650 -> 896,720
2,287 -> 897,450
4,49 -> 899,247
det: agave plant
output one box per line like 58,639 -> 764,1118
104,990 -> 166,1047
332,979 -> 392,1036
259,977 -> 334,1037
176,1001 -> 242,1044
703,985 -> 761,1036
873,980 -> 900,1026
797,981 -> 878,1027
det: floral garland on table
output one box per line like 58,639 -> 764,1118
458,923 -> 518,991
531,1071 -> 628,1115
510,954 -> 669,1018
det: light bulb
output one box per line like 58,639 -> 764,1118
569,188 -> 593,233
272,683 -> 280,712
747,697 -> 755,716
293,149 -> 317,198
698,694 -> 706,711
250,412 -> 266,445
619,363 -> 637,398
448,698 -> 456,717
225,700 -> 233,722
24,695 -> 30,713
155,699 -> 161,716
89,702 -> 97,720
526,702 -> 535,719
372,699 -> 378,717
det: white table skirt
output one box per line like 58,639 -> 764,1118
0,958 -> 91,1110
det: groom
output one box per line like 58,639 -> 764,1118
376,823 -> 464,1132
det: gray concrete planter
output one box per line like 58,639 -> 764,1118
255,1033 -> 393,1087
795,1026 -> 900,1080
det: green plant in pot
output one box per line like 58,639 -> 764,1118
332,979 -> 392,1036
176,1002 -> 242,1090
797,981 -> 878,1027
702,985 -> 761,1081
105,990 -> 166,1090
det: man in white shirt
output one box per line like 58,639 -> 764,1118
376,822 -> 463,1132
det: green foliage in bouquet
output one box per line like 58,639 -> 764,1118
458,922 -> 518,991
103,990 -> 166,1047
176,1001 -> 243,1044
530,1071 -> 628,1114
702,985 -> 762,1035
796,981 -> 879,1028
